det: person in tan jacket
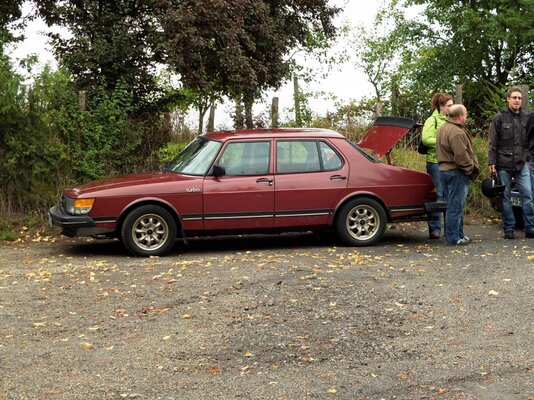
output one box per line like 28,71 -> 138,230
436,104 -> 479,245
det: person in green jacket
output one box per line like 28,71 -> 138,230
422,92 -> 454,239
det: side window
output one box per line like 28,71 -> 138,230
276,140 -> 321,174
218,141 -> 270,176
319,141 -> 343,171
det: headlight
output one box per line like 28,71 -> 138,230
65,197 -> 95,215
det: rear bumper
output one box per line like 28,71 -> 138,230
424,201 -> 447,213
49,206 -> 114,237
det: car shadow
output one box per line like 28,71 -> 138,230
56,225 -> 428,258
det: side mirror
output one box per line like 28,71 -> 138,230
212,164 -> 226,177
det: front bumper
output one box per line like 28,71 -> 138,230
49,206 -> 114,237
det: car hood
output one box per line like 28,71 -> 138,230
357,116 -> 417,158
65,171 -> 198,197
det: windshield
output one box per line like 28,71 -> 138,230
167,137 -> 222,175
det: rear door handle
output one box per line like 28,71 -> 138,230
330,175 -> 347,181
256,178 -> 273,186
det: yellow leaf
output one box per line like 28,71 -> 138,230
182,314 -> 191,319
244,351 -> 253,357
327,388 -> 337,393
81,342 -> 93,350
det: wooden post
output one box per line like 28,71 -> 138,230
454,84 -> 463,105
207,104 -> 216,132
519,84 -> 529,111
271,97 -> 279,128
78,91 -> 86,111
293,75 -> 301,126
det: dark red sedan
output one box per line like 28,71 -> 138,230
50,117 -> 445,256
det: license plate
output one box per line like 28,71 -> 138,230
511,196 -> 522,207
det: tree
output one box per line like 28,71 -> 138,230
160,0 -> 340,128
33,0 -> 167,108
0,0 -> 24,51
349,0 -> 533,125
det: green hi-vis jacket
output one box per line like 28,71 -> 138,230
422,109 -> 447,164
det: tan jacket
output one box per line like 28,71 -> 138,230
436,118 -> 479,179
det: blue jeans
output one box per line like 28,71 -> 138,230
441,170 -> 470,244
498,164 -> 534,233
426,162 -> 444,234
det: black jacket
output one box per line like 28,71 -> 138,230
527,112 -> 534,159
488,108 -> 529,171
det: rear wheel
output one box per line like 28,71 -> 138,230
121,205 -> 177,256
336,198 -> 387,246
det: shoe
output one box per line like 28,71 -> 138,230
446,237 -> 469,246
526,231 -> 534,238
462,236 -> 470,244
429,231 -> 440,239
504,231 -> 515,239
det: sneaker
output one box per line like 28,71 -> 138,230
504,231 -> 515,240
429,231 -> 440,239
446,237 -> 469,246
462,236 -> 470,244
526,231 -> 534,238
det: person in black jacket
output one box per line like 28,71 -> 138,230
528,111 -> 534,191
488,87 -> 534,239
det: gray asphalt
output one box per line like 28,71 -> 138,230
0,220 -> 533,399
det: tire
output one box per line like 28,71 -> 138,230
121,205 -> 177,256
336,197 -> 387,246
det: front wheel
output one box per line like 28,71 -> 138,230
121,205 -> 177,256
336,198 -> 387,246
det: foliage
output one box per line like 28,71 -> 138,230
350,0 -> 533,128
157,141 -> 188,164
161,0 -> 340,117
33,0 -> 167,109
0,56 -> 167,214
0,0 -> 24,50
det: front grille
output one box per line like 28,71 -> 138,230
60,194 -> 67,212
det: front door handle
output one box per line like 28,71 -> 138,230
330,175 -> 347,181
256,178 -> 273,186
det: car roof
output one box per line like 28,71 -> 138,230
202,128 -> 345,141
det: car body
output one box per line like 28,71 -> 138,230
50,117 -> 445,256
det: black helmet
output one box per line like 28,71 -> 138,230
481,176 -> 505,198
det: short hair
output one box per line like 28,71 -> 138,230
507,86 -> 523,98
448,104 -> 466,119
431,92 -> 453,110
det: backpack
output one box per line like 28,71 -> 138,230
417,116 -> 438,155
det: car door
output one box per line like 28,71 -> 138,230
274,139 -> 348,228
203,140 -> 275,231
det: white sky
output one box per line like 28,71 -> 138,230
8,0 -> 384,128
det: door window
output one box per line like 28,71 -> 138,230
276,140 -> 342,173
218,141 -> 271,176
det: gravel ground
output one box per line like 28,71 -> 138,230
0,220 -> 533,399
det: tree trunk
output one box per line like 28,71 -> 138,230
234,101 -> 244,130
244,102 -> 253,128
